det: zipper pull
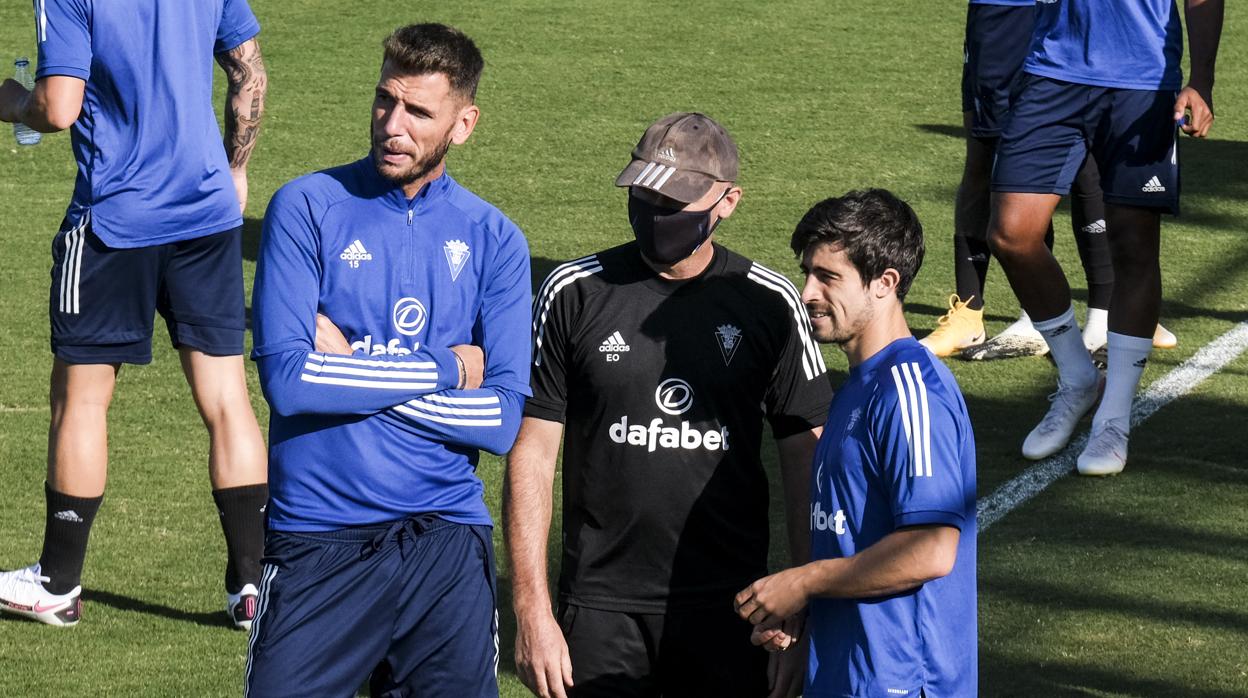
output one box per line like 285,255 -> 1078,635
407,210 -> 413,225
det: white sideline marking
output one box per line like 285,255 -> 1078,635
978,321 -> 1248,531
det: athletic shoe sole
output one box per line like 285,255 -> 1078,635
961,334 -> 1050,361
1,595 -> 81,626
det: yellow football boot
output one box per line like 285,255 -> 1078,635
920,294 -> 986,357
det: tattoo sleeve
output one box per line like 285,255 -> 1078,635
216,38 -> 268,169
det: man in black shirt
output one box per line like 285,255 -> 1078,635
506,113 -> 832,698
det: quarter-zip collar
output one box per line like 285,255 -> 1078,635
354,156 -> 454,214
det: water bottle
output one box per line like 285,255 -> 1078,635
13,58 -> 41,146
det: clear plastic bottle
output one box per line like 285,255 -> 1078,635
13,58 -> 41,146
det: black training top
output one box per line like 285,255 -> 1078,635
526,241 -> 832,612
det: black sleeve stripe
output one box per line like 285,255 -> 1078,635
531,256 -> 603,367
746,263 -> 828,380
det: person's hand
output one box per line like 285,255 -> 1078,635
514,609 -> 574,698
765,615 -> 808,698
315,313 -> 352,354
451,344 -> 484,390
0,78 -> 30,123
1174,84 -> 1215,137
735,566 -> 811,628
231,167 -> 249,213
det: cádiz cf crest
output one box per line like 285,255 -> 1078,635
715,324 -> 742,365
444,240 -> 471,282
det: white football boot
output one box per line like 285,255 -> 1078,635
1077,422 -> 1129,476
227,583 -> 259,631
1022,377 -> 1103,460
0,563 -> 81,626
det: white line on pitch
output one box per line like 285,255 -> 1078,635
977,321 -> 1248,531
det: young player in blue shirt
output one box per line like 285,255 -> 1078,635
245,24 -> 530,696
988,0 -> 1224,474
0,0 -> 269,629
736,190 -> 977,698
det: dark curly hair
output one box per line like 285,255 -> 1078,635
790,189 -> 925,301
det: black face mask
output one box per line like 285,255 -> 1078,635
627,190 -> 728,265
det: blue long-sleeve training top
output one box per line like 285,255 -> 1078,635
252,158 -> 532,531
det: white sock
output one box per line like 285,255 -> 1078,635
1083,308 -> 1108,350
1032,306 -> 1098,389
1092,331 -> 1152,433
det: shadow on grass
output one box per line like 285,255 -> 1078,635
980,649 -> 1248,698
85,588 -> 230,629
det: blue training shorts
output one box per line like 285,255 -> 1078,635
49,213 -> 246,364
961,3 -> 1036,138
244,516 -> 499,698
992,74 -> 1180,214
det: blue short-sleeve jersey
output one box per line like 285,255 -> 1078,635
1023,0 -> 1183,90
34,0 -> 260,248
807,338 -> 977,698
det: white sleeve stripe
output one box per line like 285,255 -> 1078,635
746,270 -> 817,380
889,365 -> 915,476
302,362 -> 438,381
418,394 -> 499,405
900,362 -> 931,478
532,254 -> 599,308
912,362 -> 933,477
308,353 -> 438,370
405,400 -> 501,416
531,259 -> 601,332
900,363 -> 924,478
747,263 -> 827,374
533,263 -> 603,367
300,374 -> 438,390
394,404 -> 503,427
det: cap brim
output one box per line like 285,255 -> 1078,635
615,159 -> 716,204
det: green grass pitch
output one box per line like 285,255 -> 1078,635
2,1 -> 1246,695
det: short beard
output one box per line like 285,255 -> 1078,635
371,131 -> 453,188
809,301 -> 873,346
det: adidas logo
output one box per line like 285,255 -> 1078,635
1082,219 -> 1106,235
656,146 -> 676,163
1142,176 -> 1166,193
54,510 -> 83,523
1134,357 -> 1148,368
599,331 -> 630,353
340,240 -> 373,263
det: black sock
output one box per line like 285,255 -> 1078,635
212,484 -> 268,594
39,482 -> 103,595
1070,155 -> 1114,310
954,233 -> 991,310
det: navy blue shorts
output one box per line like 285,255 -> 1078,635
49,213 -> 245,364
244,517 -> 499,698
961,3 -> 1035,137
993,75 -> 1180,214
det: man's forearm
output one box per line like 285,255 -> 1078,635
217,38 -> 267,170
799,525 -> 959,600
0,76 -> 83,131
1185,0 -> 1224,89
504,420 -> 563,617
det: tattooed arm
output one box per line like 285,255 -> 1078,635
215,37 -> 268,213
